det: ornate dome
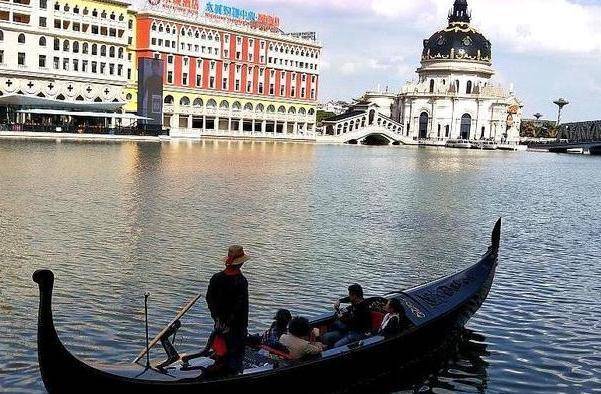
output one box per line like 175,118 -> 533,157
421,0 -> 492,64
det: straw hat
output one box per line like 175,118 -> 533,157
223,245 -> 250,266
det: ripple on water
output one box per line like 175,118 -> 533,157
0,141 -> 600,393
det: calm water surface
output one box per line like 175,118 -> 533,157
0,140 -> 600,393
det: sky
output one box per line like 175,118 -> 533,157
220,0 -> 601,122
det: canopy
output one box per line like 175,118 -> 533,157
16,108 -> 151,120
0,94 -> 126,112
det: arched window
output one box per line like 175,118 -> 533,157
277,106 -> 286,113
193,98 -> 203,107
288,107 -> 296,114
255,103 -> 264,113
151,23 -> 157,31
56,94 -> 66,100
100,45 -> 106,56
164,95 -> 174,105
219,100 -> 229,110
94,97 -> 102,102
63,40 -> 69,51
455,80 -> 460,93
466,80 -> 473,94
72,41 -> 79,53
244,102 -> 253,111
308,108 -> 315,116
267,105 -> 276,113
109,46 -> 115,57
419,112 -> 429,139
460,114 -> 472,140
75,95 -> 84,101
39,36 -> 46,46
82,42 -> 88,54
18,33 -> 26,44
118,48 -> 123,58
299,107 -> 306,115
91,43 -> 97,55
179,96 -> 190,106
206,99 -> 217,109
445,125 -> 450,138
429,79 -> 435,93
232,101 -> 241,111
0,30 -> 3,41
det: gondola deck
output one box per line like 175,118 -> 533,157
33,219 -> 501,393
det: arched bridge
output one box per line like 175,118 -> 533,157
318,126 -> 415,145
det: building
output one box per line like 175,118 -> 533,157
134,0 -> 321,139
317,100 -> 349,116
0,0 -> 140,130
323,0 -> 522,145
0,0 -> 321,138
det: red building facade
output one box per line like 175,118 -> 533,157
135,6 -> 321,138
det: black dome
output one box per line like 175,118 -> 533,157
421,0 -> 492,64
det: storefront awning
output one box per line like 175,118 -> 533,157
0,94 -> 127,112
16,108 -> 151,120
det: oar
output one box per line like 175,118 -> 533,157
133,292 -> 203,364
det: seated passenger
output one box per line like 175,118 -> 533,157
279,317 -> 324,360
378,298 -> 403,337
322,284 -> 371,348
261,309 -> 292,350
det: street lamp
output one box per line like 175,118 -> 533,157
553,98 -> 569,126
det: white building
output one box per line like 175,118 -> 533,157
0,0 -> 137,126
323,0 -> 522,145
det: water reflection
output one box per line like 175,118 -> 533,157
1,140 -> 600,393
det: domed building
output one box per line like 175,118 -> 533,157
323,0 -> 522,145
395,0 -> 522,143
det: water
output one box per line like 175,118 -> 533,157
0,139 -> 600,393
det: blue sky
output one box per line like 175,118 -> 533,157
189,0 -> 601,121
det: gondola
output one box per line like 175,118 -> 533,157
33,219 -> 502,393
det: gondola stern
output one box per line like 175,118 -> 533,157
491,218 -> 501,253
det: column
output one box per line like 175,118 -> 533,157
251,119 -> 256,134
215,116 -> 220,132
228,117 -> 232,134
261,120 -> 266,134
293,122 -> 298,134
202,116 -> 206,132
187,115 -> 192,131
238,117 -> 244,133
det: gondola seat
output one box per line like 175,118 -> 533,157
370,311 -> 385,333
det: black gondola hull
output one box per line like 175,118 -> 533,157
33,219 -> 501,393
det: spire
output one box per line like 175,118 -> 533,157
448,0 -> 471,24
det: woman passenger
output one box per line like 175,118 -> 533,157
378,298 -> 404,337
262,309 -> 292,350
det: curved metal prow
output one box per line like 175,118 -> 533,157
491,218 -> 502,252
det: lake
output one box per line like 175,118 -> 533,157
0,139 -> 600,392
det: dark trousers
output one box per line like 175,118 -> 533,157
223,330 -> 246,374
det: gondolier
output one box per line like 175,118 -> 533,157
205,245 -> 250,375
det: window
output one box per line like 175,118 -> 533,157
91,44 -> 97,55
53,56 -> 59,69
0,31 -> 3,42
82,60 -> 87,72
222,78 -> 228,90
39,36 -> 46,46
82,42 -> 88,54
167,55 -> 173,64
73,59 -> 78,71
40,0 -> 47,8
62,58 -> 68,70
73,41 -> 79,53
182,72 -> 188,85
466,80 -> 473,94
39,17 -> 47,27
63,40 -> 69,51
18,52 -> 25,65
196,74 -> 202,86
209,76 -> 215,89
91,61 -> 97,73
18,33 -> 25,44
258,82 -> 263,94
167,71 -> 173,84
0,50 -> 3,64
429,79 -> 435,93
